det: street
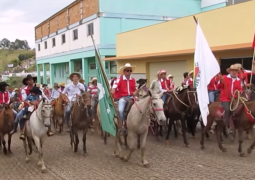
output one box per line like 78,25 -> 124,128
1,130 -> 255,180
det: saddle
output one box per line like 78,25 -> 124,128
123,98 -> 135,120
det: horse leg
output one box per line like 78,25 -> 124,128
137,135 -> 140,149
215,121 -> 226,152
74,130 -> 79,152
83,129 -> 88,156
173,120 -> 178,138
7,134 -> 12,154
1,134 -> 7,155
23,138 -> 30,163
33,136 -> 46,173
238,129 -> 245,157
140,130 -> 149,167
180,118 -> 189,147
114,132 -> 123,158
123,132 -> 136,162
247,130 -> 255,154
165,118 -> 173,145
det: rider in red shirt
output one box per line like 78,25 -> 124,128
182,72 -> 193,88
208,74 -> 220,103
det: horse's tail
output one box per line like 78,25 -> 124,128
27,137 -> 33,155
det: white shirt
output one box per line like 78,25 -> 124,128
51,89 -> 60,99
62,82 -> 85,102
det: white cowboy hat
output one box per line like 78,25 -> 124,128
226,64 -> 240,73
91,78 -> 97,83
235,63 -> 244,70
167,74 -> 174,78
188,70 -> 194,76
119,63 -> 135,75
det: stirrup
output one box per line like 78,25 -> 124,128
20,134 -> 25,140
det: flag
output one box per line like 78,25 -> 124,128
194,22 -> 220,126
91,35 -> 116,136
252,31 -> 255,49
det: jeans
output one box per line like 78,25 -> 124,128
15,107 -> 28,130
220,101 -> 231,127
118,96 -> 132,122
91,99 -> 98,118
208,90 -> 219,103
162,93 -> 167,103
65,102 -> 73,126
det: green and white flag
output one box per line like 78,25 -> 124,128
95,57 -> 116,136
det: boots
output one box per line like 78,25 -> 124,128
47,127 -> 54,137
19,126 -> 26,140
10,122 -> 18,134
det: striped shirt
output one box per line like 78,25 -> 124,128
88,85 -> 98,96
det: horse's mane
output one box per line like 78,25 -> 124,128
175,85 -> 190,94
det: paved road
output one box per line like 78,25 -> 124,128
1,130 -> 255,180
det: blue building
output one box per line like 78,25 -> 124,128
35,0 -> 227,85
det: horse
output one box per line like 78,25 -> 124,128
164,86 -> 198,147
69,91 -> 92,155
114,91 -> 166,167
200,91 -> 255,156
52,93 -> 68,133
22,98 -> 52,173
0,104 -> 15,155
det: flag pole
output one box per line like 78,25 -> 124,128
249,50 -> 255,84
193,16 -> 198,87
90,35 -> 121,128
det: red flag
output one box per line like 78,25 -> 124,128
253,32 -> 255,49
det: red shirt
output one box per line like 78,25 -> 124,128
218,74 -> 242,102
113,75 -> 136,99
161,79 -> 171,91
238,71 -> 248,87
208,76 -> 220,91
170,80 -> 175,90
182,78 -> 193,88
0,91 -> 9,104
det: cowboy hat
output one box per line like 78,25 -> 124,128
22,74 -> 37,85
188,70 -> 194,76
119,63 -> 135,75
226,64 -> 240,73
158,70 -> 167,76
79,78 -> 85,84
91,78 -> 97,83
53,83 -> 59,87
59,82 -> 65,87
29,87 -> 42,95
235,63 -> 244,70
167,74 -> 174,78
0,82 -> 9,88
69,72 -> 81,80
14,88 -> 19,91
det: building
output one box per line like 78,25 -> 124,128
105,0 -> 255,86
35,0 -> 230,85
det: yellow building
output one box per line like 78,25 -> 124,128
104,1 -> 255,86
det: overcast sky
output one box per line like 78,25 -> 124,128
0,0 -> 75,48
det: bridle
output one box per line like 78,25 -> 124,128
36,101 -> 52,122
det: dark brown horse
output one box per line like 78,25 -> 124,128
0,104 -> 15,155
164,86 -> 198,147
53,93 -> 68,133
201,93 -> 255,156
69,91 -> 92,156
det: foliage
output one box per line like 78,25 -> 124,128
18,52 -> 35,61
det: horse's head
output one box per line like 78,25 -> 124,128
2,104 -> 14,124
40,98 -> 53,127
178,87 -> 198,111
59,93 -> 69,104
136,85 -> 149,100
148,90 -> 166,125
80,91 -> 92,108
136,79 -> 148,89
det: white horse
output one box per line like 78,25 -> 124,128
23,98 -> 52,173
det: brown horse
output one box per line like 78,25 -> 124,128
0,104 -> 15,155
69,91 -> 92,155
164,86 -> 198,147
201,94 -> 255,156
53,93 -> 68,133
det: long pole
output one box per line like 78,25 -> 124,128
249,50 -> 255,84
90,35 -> 121,128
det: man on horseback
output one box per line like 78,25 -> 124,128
62,73 -> 85,132
59,82 -> 65,93
88,78 -> 98,119
217,64 -> 242,133
208,74 -> 221,103
167,74 -> 175,91
182,72 -> 193,88
0,82 -> 17,116
111,63 -> 136,132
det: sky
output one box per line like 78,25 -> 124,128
0,0 -> 75,49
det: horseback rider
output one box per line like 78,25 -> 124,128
159,70 -> 172,103
51,83 -> 60,100
208,74 -> 221,103
182,72 -> 193,88
150,70 -> 168,102
217,64 -> 242,133
167,74 -> 175,91
42,84 -> 51,99
111,63 -> 136,131
59,82 -> 65,93
79,78 -> 88,91
62,72 -> 85,132
87,78 -> 98,118
0,82 -> 17,116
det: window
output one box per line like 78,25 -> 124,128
89,63 -> 96,70
110,61 -> 117,74
38,44 -> 40,51
87,23 -> 94,36
52,38 -> 56,47
44,41 -> 47,49
62,34 -> 66,44
73,29 -> 78,40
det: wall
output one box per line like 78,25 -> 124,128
226,0 -> 252,5
99,0 -> 201,17
36,18 -> 100,58
201,2 -> 226,12
115,0 -> 255,57
201,0 -> 226,8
